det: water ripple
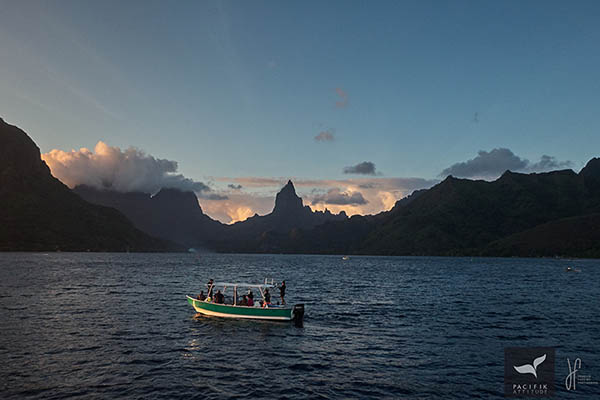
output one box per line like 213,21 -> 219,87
1,253 -> 599,399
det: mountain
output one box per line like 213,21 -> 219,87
73,185 -> 225,249
4,117 -> 599,257
359,169 -> 589,255
483,213 -> 600,258
213,180 -> 348,252
255,164 -> 600,257
74,180 -> 346,252
0,118 -> 175,252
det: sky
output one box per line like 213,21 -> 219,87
2,1 -> 599,223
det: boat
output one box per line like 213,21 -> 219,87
187,280 -> 304,324
342,255 -> 350,261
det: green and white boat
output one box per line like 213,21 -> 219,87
187,280 -> 304,323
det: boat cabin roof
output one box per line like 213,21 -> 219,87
212,282 -> 276,289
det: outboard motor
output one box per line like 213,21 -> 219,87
292,304 -> 304,327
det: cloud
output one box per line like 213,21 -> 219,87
314,129 -> 335,142
440,148 -> 573,179
335,88 -> 348,108
42,141 -> 213,194
343,161 -> 378,175
312,188 -> 368,205
200,192 -> 273,224
228,184 -> 243,190
218,177 -> 285,188
358,182 -> 376,189
528,155 -> 573,172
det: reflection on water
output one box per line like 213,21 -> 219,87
1,253 -> 599,399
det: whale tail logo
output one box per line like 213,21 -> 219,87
514,354 -> 547,378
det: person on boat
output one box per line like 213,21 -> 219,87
247,295 -> 254,307
279,281 -> 286,305
197,291 -> 206,301
214,290 -> 224,304
207,279 -> 214,296
263,288 -> 271,307
240,295 -> 248,306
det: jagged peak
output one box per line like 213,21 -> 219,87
273,179 -> 303,214
280,180 -> 296,193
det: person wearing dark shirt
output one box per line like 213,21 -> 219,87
207,279 -> 214,297
279,281 -> 286,305
197,291 -> 206,301
214,290 -> 224,304
264,288 -> 271,305
240,295 -> 248,306
248,290 -> 254,301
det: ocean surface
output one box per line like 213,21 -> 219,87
1,253 -> 599,399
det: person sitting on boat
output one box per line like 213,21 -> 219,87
197,291 -> 206,301
247,295 -> 254,307
279,281 -> 286,305
214,290 -> 224,304
240,295 -> 248,306
247,290 -> 254,301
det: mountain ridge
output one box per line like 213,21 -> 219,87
3,118 -> 600,257
0,118 -> 177,252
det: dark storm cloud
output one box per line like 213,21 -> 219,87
440,148 -> 573,179
343,161 -> 378,175
528,155 -> 573,172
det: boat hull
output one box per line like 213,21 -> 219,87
187,296 -> 294,321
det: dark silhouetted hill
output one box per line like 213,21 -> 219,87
483,213 -> 600,258
359,169 -> 590,255
258,164 -> 600,257
0,118 -> 176,252
74,185 -> 225,249
4,117 -> 600,258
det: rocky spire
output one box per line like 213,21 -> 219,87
273,180 -> 304,215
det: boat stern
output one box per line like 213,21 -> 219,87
292,303 -> 304,326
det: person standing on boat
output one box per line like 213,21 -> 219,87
263,288 -> 271,306
207,279 -> 214,297
279,281 -> 286,305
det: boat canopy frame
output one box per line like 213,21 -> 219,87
207,279 -> 278,306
